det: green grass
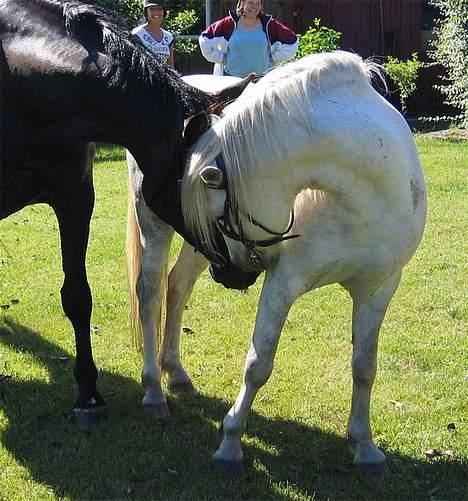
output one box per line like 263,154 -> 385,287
0,137 -> 467,500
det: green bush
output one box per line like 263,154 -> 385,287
165,9 -> 199,55
295,19 -> 342,59
384,53 -> 423,114
91,0 -> 142,24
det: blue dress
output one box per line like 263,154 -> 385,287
224,27 -> 270,77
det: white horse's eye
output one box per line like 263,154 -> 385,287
199,165 -> 224,188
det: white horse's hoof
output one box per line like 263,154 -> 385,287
168,380 -> 196,394
143,402 -> 171,419
356,461 -> 390,476
211,457 -> 244,474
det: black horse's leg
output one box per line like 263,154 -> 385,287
52,158 -> 106,427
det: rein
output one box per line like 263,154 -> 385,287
213,153 -> 300,266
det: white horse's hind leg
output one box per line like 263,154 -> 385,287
136,208 -> 174,418
212,273 -> 299,472
160,241 -> 208,392
346,271 -> 402,474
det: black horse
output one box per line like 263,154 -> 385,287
0,0 -> 257,426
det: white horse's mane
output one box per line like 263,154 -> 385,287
182,51 -> 382,253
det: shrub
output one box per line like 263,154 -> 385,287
91,0 -> 141,24
165,10 -> 199,55
384,53 -> 423,114
295,19 -> 342,59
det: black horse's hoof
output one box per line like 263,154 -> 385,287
72,405 -> 107,430
211,457 -> 245,474
357,461 -> 391,477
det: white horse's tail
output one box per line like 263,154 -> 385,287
126,185 -> 167,352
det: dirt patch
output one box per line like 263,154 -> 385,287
420,128 -> 468,141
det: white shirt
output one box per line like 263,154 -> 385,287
132,25 -> 173,64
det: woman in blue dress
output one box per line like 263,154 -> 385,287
199,0 -> 298,77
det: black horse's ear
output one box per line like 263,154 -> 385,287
183,111 -> 211,147
211,73 -> 256,103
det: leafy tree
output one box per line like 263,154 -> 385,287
91,0 -> 142,24
430,0 -> 468,127
384,53 -> 423,114
295,19 -> 342,59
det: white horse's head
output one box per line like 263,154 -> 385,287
183,134 -> 299,272
196,162 -> 278,272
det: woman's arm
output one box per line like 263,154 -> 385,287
268,17 -> 299,63
199,35 -> 228,64
270,39 -> 299,63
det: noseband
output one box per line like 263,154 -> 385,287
212,154 -> 300,267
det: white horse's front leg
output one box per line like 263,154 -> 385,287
160,241 -> 208,392
212,273 -> 297,472
347,271 -> 402,474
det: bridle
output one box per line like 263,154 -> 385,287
210,153 -> 300,268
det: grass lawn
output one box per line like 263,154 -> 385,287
0,136 -> 466,500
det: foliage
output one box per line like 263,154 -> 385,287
165,0 -> 205,33
165,10 -> 199,55
295,19 -> 342,59
384,53 -> 424,114
91,0 -> 142,25
430,0 -> 468,127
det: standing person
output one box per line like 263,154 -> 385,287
199,0 -> 298,77
132,0 -> 175,68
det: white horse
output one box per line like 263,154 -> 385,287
127,53 -> 426,474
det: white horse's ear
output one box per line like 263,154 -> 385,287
200,166 -> 224,188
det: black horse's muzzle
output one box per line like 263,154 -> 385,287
192,227 -> 261,290
148,179 -> 260,290
209,261 -> 260,290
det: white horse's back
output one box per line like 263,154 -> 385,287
182,74 -> 243,93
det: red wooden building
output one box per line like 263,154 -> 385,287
178,0 -> 445,114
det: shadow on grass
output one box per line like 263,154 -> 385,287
0,317 -> 466,500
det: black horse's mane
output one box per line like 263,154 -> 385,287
32,0 -> 210,117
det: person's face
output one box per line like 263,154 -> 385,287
147,5 -> 165,23
241,0 -> 262,19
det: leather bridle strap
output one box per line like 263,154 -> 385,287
214,153 -> 301,251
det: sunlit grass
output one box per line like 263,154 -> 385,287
0,137 -> 466,500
